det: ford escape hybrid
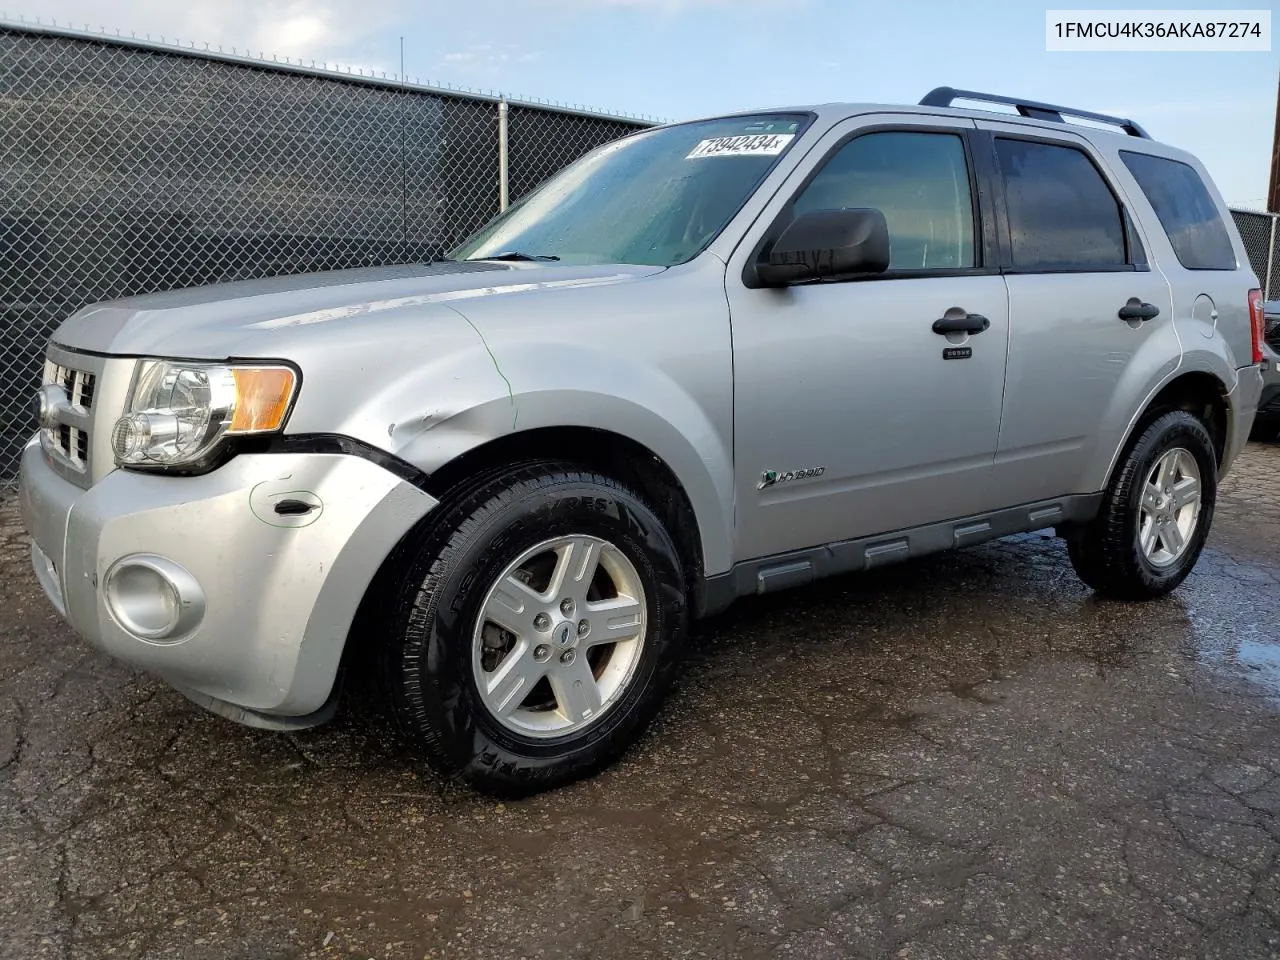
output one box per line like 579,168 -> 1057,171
19,88 -> 1267,793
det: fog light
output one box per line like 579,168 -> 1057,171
103,555 -> 205,642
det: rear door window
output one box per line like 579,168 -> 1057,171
994,138 -> 1127,271
1119,151 -> 1236,270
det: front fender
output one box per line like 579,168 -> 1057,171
318,337 -> 736,577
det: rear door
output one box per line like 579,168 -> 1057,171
973,123 -> 1179,502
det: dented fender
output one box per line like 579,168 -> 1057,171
281,297 -> 736,576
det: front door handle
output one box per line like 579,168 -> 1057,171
1118,298 -> 1160,322
932,309 -> 990,336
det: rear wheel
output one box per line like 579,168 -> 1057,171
378,462 -> 687,795
1066,410 -> 1216,600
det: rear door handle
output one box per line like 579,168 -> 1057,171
1118,298 -> 1160,322
932,310 -> 990,336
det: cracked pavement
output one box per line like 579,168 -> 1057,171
2,443 -> 1280,960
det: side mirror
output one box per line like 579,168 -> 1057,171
754,208 -> 890,287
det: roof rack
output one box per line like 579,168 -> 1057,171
919,87 -> 1152,139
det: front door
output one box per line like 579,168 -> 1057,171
725,117 -> 1011,562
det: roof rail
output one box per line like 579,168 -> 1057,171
919,86 -> 1152,139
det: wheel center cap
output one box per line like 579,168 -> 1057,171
554,620 -> 576,648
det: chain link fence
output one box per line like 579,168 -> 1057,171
0,22 -> 650,481
3,20 -> 1279,484
1231,208 -> 1280,303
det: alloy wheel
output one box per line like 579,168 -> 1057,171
471,534 -> 647,738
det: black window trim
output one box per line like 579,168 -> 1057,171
982,130 -> 1150,276
740,123 -> 997,289
1117,148 -> 1238,272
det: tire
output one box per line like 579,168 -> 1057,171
1066,410 -> 1217,601
377,461 -> 688,795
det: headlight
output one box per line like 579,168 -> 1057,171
111,360 -> 297,468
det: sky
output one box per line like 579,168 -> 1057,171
8,0 -> 1279,207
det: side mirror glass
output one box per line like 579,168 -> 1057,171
755,208 -> 891,287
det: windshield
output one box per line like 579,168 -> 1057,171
451,114 -> 809,267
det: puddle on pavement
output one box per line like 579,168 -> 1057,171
1188,610 -> 1280,702
1235,636 -> 1280,698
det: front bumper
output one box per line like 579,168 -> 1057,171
17,439 -> 436,722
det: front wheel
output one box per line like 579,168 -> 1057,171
1066,410 -> 1217,600
378,462 -> 688,795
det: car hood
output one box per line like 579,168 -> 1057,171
51,260 -> 665,357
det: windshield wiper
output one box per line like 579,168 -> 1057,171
469,251 -> 561,262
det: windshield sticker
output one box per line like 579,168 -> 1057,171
686,133 -> 795,159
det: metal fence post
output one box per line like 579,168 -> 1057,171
498,99 -> 509,212
1267,213 -> 1278,300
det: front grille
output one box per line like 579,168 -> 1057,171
40,355 -> 97,474
48,422 -> 90,468
56,424 -> 89,463
43,358 -> 97,411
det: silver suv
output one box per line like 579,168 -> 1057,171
18,88 -> 1269,793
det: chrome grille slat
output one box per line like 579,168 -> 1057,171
41,360 -> 97,412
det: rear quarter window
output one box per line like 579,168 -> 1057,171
1119,151 -> 1236,271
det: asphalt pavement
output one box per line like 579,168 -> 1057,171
2,443 -> 1279,960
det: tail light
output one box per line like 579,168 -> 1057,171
1249,288 -> 1265,364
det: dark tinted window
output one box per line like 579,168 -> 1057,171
1120,151 -> 1236,270
995,138 -> 1126,270
793,131 -> 975,270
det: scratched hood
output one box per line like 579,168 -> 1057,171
51,260 -> 665,358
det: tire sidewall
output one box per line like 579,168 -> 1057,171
401,475 -> 686,789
